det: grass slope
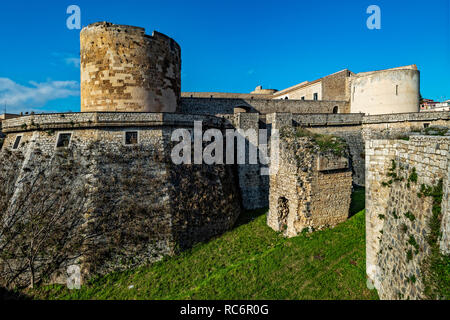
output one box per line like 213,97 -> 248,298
31,187 -> 377,300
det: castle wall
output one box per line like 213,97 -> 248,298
267,126 -> 352,237
180,98 -> 350,115
182,92 -> 273,100
366,136 -> 450,299
234,113 -> 269,210
0,113 -> 241,286
80,22 -> 181,113
290,112 -> 450,186
350,68 -> 420,115
321,69 -> 352,101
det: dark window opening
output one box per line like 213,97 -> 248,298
12,136 -> 22,150
125,131 -> 138,145
333,106 -> 339,114
56,133 -> 72,148
396,85 -> 399,96
277,197 -> 289,231
284,97 -> 289,100
301,96 -> 305,100
313,93 -> 318,100
424,123 -> 430,129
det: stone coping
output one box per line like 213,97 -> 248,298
3,111 -> 448,133
370,135 -> 450,144
293,111 -> 449,127
1,112 -> 232,133
362,111 -> 450,124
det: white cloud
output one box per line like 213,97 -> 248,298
51,52 -> 80,69
65,57 -> 81,68
0,78 -> 79,113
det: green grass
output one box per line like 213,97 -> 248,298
29,188 -> 377,300
294,127 -> 348,157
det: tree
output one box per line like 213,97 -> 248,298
0,141 -> 168,289
0,145 -> 91,288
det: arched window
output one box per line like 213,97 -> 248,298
333,106 -> 339,114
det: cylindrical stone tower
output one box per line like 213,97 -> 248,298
80,22 -> 181,113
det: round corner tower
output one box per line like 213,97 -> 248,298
80,22 -> 181,113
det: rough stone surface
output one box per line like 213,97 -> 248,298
366,136 -> 450,299
81,22 -> 181,113
0,113 -> 241,285
267,127 -> 352,237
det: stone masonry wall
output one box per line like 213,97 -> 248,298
293,112 -> 450,186
180,98 -> 350,115
267,126 -> 352,237
0,114 -> 241,286
366,136 -> 450,299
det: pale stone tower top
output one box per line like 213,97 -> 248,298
80,22 -> 181,113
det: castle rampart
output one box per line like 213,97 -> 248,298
267,126 -> 352,236
180,97 -> 350,115
366,136 -> 450,299
0,113 -> 241,286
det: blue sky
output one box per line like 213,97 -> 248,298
0,0 -> 449,113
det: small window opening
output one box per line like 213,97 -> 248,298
333,106 -> 339,114
12,136 -> 22,150
424,123 -> 430,129
284,97 -> 289,100
125,131 -> 138,145
313,93 -> 318,100
277,197 -> 289,231
56,133 -> 72,148
301,96 -> 305,100
396,85 -> 399,96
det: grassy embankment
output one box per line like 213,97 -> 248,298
29,187 -> 377,300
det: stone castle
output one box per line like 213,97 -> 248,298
0,22 -> 448,299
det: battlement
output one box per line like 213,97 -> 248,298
82,22 -> 181,51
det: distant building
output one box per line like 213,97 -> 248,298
0,113 -> 20,121
420,99 -> 450,112
0,114 -> 20,138
183,65 -> 421,115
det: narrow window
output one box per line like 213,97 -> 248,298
396,85 -> 399,96
424,123 -> 430,129
277,197 -> 289,231
301,96 -> 305,100
56,133 -> 72,148
12,136 -> 22,150
333,106 -> 339,114
125,131 -> 138,145
313,93 -> 318,100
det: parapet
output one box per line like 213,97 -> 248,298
80,22 -> 181,113
0,112 -> 231,134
